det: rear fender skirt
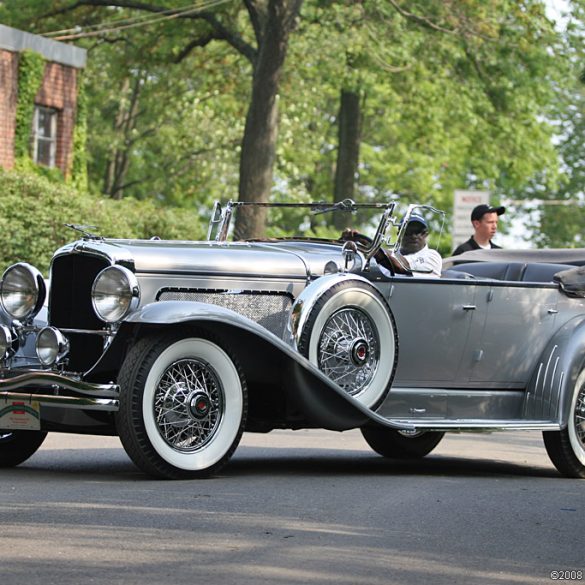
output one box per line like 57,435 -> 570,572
526,315 -> 585,425
95,301 -> 413,432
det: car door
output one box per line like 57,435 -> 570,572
387,278 -> 482,384
464,282 -> 559,384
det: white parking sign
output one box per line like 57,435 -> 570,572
452,190 -> 490,248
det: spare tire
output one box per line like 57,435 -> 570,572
297,278 -> 398,409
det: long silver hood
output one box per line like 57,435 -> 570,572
54,238 -> 346,280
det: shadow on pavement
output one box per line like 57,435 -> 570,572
3,443 -> 560,481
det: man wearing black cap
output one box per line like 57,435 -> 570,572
396,214 -> 442,277
340,214 -> 442,277
452,204 -> 505,256
372,214 -> 442,278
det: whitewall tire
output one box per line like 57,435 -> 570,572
116,331 -> 247,479
544,369 -> 585,479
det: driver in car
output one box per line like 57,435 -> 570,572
393,215 -> 442,278
341,214 -> 442,278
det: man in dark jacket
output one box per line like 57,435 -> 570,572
452,204 -> 505,256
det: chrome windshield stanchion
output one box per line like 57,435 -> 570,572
361,205 -> 396,265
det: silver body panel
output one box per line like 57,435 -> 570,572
389,279 -> 571,388
3,233 -> 585,434
380,277 -> 584,428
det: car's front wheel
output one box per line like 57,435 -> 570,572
361,426 -> 444,459
543,369 -> 585,479
0,430 -> 47,467
116,330 -> 247,479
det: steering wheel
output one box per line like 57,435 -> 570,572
338,229 -> 399,275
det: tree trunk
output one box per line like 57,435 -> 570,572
333,88 -> 362,230
234,0 -> 303,240
103,75 -> 142,199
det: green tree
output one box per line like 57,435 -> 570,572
84,39 -> 246,206
297,1 -> 565,217
1,0 -> 581,247
22,0 -> 304,239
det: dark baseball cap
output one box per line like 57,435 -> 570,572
399,213 -> 428,230
471,204 -> 505,222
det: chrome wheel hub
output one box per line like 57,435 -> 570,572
189,392 -> 212,420
318,307 -> 379,395
153,358 -> 223,452
398,429 -> 424,438
351,339 -> 369,366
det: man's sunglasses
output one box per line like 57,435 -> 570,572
405,226 -> 428,236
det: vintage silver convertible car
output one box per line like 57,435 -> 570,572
0,200 -> 584,479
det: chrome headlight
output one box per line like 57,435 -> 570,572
36,326 -> 69,366
91,266 -> 140,323
0,263 -> 46,321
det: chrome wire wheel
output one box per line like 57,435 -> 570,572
361,426 -> 444,459
318,307 -> 379,396
153,358 -> 224,452
117,333 -> 247,479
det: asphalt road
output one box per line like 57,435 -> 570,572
0,429 -> 583,585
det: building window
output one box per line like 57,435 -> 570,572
32,105 -> 58,167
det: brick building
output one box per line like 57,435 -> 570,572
0,24 -> 86,176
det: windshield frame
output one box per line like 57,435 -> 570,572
207,198 -> 397,265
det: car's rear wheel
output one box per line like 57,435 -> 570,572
543,369 -> 585,479
361,426 -> 444,459
0,430 -> 47,467
116,330 -> 247,479
297,280 -> 398,409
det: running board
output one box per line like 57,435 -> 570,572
381,419 -> 561,432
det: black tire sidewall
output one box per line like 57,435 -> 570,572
361,427 -> 444,459
0,430 -> 47,467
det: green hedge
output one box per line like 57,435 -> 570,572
0,170 -> 205,274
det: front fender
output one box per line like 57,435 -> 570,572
525,314 -> 585,426
99,300 -> 413,432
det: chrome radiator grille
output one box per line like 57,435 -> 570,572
49,253 -> 110,372
157,289 -> 293,338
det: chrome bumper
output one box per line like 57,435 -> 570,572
0,370 -> 119,412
